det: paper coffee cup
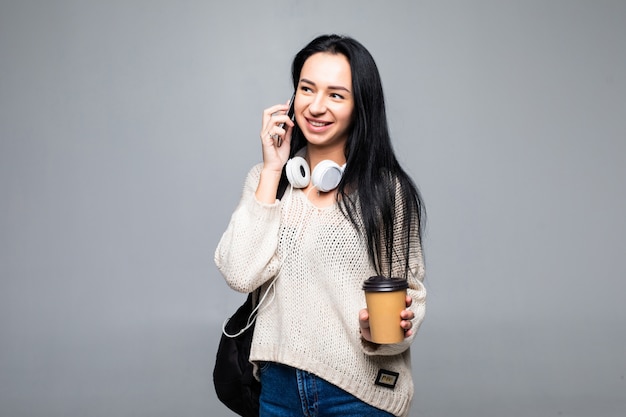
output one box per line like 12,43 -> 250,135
362,276 -> 408,344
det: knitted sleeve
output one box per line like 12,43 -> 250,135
214,163 -> 282,293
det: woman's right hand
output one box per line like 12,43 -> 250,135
255,101 -> 295,203
259,102 -> 294,172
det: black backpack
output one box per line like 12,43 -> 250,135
213,292 -> 261,417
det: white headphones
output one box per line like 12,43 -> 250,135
285,147 -> 346,192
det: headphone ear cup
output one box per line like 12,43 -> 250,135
311,160 -> 344,192
285,156 -> 311,189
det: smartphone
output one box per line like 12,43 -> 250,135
277,92 -> 295,147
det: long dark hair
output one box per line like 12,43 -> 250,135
278,34 -> 425,279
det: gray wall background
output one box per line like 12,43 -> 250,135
1,1 -> 624,416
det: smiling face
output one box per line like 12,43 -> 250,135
294,52 -> 354,151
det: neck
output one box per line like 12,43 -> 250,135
305,144 -> 346,168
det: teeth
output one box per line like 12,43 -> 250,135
310,121 -> 327,127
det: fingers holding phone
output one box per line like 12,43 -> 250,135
259,95 -> 296,170
276,93 -> 295,147
261,94 -> 295,147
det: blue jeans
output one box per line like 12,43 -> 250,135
259,362 -> 395,417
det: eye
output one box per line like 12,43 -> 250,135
331,93 -> 345,100
300,86 -> 313,93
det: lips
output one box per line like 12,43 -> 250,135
306,118 -> 332,132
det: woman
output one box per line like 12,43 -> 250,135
215,34 -> 426,417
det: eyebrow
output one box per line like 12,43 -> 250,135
300,78 -> 352,94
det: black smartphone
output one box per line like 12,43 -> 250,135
277,92 -> 295,147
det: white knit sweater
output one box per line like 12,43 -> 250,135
215,163 -> 426,417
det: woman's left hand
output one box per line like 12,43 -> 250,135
359,295 -> 415,342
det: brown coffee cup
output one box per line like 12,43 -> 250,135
362,276 -> 409,344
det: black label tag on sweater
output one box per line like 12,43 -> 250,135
375,369 -> 399,389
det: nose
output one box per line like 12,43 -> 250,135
308,93 -> 327,115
